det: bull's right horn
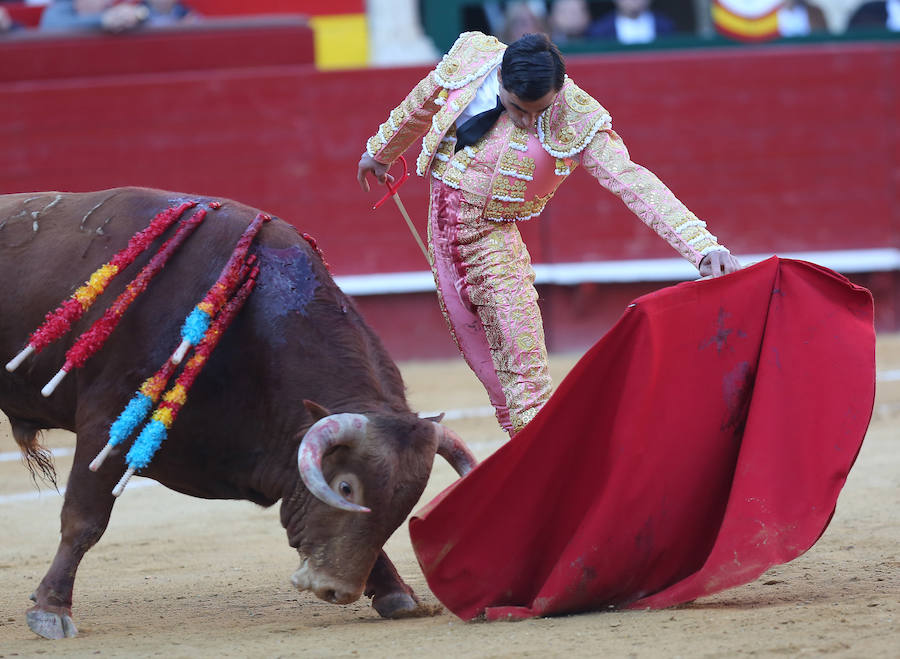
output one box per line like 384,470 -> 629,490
298,414 -> 371,513
433,423 -> 478,477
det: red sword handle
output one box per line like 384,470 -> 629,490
372,155 -> 410,210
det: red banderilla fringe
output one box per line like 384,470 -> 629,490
29,201 -> 197,353
63,208 -> 208,372
173,213 -> 269,363
201,213 -> 269,314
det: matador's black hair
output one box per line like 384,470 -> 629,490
501,33 -> 566,101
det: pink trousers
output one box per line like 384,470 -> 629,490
427,178 -> 552,434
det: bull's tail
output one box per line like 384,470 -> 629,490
10,418 -> 58,489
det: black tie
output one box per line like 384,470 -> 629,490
454,95 -> 505,153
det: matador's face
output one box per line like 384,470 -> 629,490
497,71 -> 557,131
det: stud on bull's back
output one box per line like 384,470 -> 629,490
0,187 -> 475,639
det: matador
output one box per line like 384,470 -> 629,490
358,31 -> 741,435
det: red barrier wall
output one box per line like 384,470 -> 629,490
0,0 -> 364,25
0,17 -> 314,82
1,26 -> 897,358
184,0 -> 363,16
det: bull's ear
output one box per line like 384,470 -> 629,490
303,400 -> 331,422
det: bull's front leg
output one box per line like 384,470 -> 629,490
364,551 -> 423,618
27,437 -> 119,639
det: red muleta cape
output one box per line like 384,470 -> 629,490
409,257 -> 875,621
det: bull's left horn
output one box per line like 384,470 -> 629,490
433,423 -> 478,477
298,414 -> 371,513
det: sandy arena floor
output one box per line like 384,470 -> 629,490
1,335 -> 898,658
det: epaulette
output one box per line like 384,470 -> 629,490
433,31 -> 506,90
538,78 -> 612,158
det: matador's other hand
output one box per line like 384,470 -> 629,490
357,153 -> 394,193
699,251 -> 742,278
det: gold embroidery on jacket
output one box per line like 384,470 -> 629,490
499,151 -> 536,181
442,163 -> 464,188
368,72 -> 443,165
439,60 -> 460,78
581,131 -> 724,265
538,78 -> 612,158
434,32 -> 505,89
509,127 -> 529,152
565,84 -> 601,114
491,176 -> 527,202
416,87 -> 477,175
431,156 -> 449,180
555,157 -> 575,176
471,33 -> 503,52
484,192 -> 554,222
389,106 -> 408,126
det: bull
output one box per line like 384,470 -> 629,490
0,187 -> 475,639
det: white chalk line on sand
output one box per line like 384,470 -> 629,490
0,477 -> 158,505
4,365 -> 900,506
879,369 -> 900,382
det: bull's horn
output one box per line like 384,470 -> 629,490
297,414 -> 371,513
433,423 -> 478,477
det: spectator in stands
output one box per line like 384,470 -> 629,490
141,0 -> 194,26
778,0 -> 828,36
501,1 -> 548,43
548,0 -> 591,44
40,0 -> 195,33
587,0 -> 676,44
0,6 -> 17,32
481,1 -> 548,39
847,0 -> 900,31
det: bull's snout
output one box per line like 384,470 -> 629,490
290,559 -> 363,605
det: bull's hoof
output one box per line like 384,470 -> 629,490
372,592 -> 443,618
26,606 -> 78,639
374,595 -> 444,619
372,591 -> 419,618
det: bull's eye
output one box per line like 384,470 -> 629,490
339,481 -> 353,499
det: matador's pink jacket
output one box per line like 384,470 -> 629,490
366,31 -> 728,268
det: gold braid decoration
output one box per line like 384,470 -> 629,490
538,78 -> 612,159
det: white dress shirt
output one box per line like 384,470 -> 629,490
455,66 -> 501,129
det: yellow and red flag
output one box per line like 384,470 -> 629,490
712,0 -> 783,42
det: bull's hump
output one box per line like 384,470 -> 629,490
255,244 -> 321,318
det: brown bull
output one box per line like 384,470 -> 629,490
0,187 -> 475,639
